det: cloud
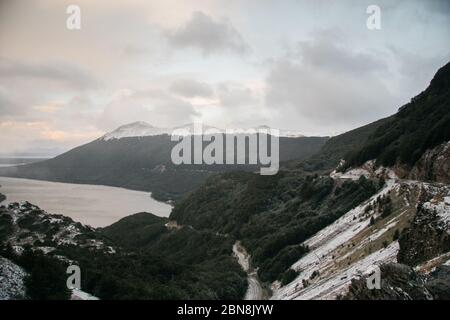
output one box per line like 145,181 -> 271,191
33,101 -> 65,114
296,31 -> 387,77
216,82 -> 258,108
0,58 -> 98,90
170,79 -> 214,98
164,11 -> 248,55
0,120 -> 102,156
264,32 -> 398,134
424,0 -> 450,15
99,88 -> 200,130
0,89 -> 22,116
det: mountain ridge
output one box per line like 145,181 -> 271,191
0,131 -> 327,201
102,121 -> 307,141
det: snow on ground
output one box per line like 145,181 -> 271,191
304,179 -> 397,253
330,160 -> 399,181
375,167 -> 399,180
3,202 -> 112,255
102,122 -> 171,140
330,168 -> 370,180
71,288 -> 99,300
102,121 -> 305,141
423,194 -> 450,226
272,180 -> 400,300
0,257 -> 27,300
52,224 -> 81,246
270,175 -> 420,300
272,169 -> 450,300
415,252 -> 450,274
275,242 -> 399,300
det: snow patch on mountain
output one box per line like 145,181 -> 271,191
101,122 -> 305,140
330,160 -> 399,181
272,164 -> 450,300
102,122 -> 171,140
71,288 -> 99,300
272,179 -> 400,299
423,194 -> 450,227
279,242 -> 399,300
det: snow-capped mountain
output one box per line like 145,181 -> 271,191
102,122 -> 305,141
1,123 -> 326,202
102,122 -> 171,140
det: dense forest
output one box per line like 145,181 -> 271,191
171,171 -> 380,282
0,208 -> 247,300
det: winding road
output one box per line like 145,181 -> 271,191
233,241 -> 267,300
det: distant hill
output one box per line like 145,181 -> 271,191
0,126 -> 328,201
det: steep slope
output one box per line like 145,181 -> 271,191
270,60 -> 450,299
170,170 -> 381,283
344,61 -> 450,179
296,117 -> 391,172
0,128 -> 328,201
272,167 -> 450,299
343,263 -> 441,300
168,62 -> 450,300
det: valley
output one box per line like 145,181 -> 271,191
0,61 -> 449,300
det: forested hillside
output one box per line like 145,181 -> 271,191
0,135 -> 327,202
344,61 -> 450,170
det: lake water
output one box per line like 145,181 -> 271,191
0,177 -> 172,228
0,157 -> 48,167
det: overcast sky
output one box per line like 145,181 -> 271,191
0,0 -> 449,156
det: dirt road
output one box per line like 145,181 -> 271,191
232,241 -> 267,300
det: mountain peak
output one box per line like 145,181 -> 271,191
429,61 -> 450,93
102,122 -> 306,140
102,122 -> 169,140
116,121 -> 155,129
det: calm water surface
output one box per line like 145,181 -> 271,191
0,176 -> 172,227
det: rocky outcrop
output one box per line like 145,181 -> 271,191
343,262 -> 450,300
397,205 -> 450,267
399,141 -> 450,183
425,265 -> 450,300
343,177 -> 450,300
0,201 -> 115,253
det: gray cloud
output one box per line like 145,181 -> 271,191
170,79 -> 214,98
217,82 -> 257,108
0,58 -> 98,90
421,0 -> 450,15
296,31 -> 387,77
164,11 -> 248,55
0,89 -> 21,116
0,1 -> 449,154
265,34 -> 398,133
99,88 -> 200,131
